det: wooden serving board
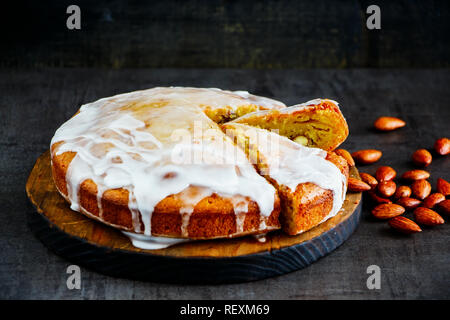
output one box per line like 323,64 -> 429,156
26,151 -> 362,284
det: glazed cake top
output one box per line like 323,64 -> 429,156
51,87 -> 284,236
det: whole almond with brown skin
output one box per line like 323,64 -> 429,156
438,199 -> 450,215
377,180 -> 396,198
368,191 -> 392,204
388,216 -> 422,234
423,193 -> 446,209
335,149 -> 355,167
412,149 -> 432,167
434,137 -> 450,155
411,179 -> 431,200
375,166 -> 396,181
414,207 -> 444,226
401,169 -> 430,181
360,172 -> 378,189
347,177 -> 371,192
394,186 -> 412,199
436,178 -> 450,196
374,117 -> 406,131
372,203 -> 405,219
351,149 -> 382,165
396,197 -> 421,210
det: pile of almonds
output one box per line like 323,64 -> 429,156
341,116 -> 450,234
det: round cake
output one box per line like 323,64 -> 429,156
50,87 -> 349,248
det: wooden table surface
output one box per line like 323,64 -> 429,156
1,68 -> 449,299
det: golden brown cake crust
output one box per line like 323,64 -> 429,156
52,148 -> 346,237
51,143 -> 281,239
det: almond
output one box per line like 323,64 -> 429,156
411,179 -> 431,200
394,186 -> 412,199
368,190 -> 392,204
412,149 -> 432,167
351,149 -> 382,165
335,148 -> 355,167
374,117 -> 406,131
434,137 -> 450,155
360,172 -> 378,189
293,135 -> 308,146
414,207 -> 445,226
438,199 -> 450,215
375,166 -> 396,181
396,197 -> 422,210
372,203 -> 405,219
388,216 -> 422,234
423,193 -> 446,209
377,180 -> 396,198
436,178 -> 450,196
401,169 -> 430,181
347,177 -> 371,192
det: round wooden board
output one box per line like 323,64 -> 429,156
26,151 -> 362,284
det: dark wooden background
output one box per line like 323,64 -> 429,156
1,0 -> 449,299
2,0 -> 450,68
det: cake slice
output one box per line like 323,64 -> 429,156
222,123 -> 349,235
229,98 -> 348,151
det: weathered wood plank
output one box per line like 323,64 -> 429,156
2,0 -> 449,68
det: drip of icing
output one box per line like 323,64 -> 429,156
175,187 -> 214,237
122,231 -> 191,250
259,217 -> 267,230
128,193 -> 142,232
230,196 -> 249,234
253,234 -> 267,243
51,87 -> 280,237
180,208 -> 193,237
96,185 -> 105,219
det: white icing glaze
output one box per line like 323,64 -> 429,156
231,197 -> 248,234
253,234 -> 267,243
225,123 -> 347,225
51,87 -> 281,237
175,187 -> 213,237
122,231 -> 190,250
122,230 -> 274,250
